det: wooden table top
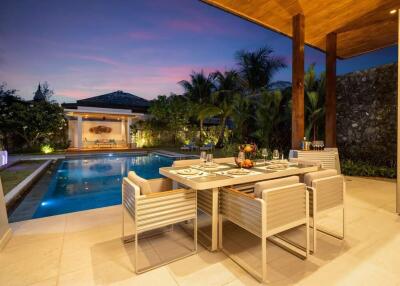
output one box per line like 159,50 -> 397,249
160,163 -> 319,190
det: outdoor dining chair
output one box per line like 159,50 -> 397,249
304,169 -> 345,253
219,176 -> 309,283
122,171 -> 197,273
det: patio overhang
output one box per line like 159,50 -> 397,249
201,0 -> 398,59
202,1 -> 400,213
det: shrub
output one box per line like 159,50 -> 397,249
341,160 -> 395,178
41,144 -> 54,154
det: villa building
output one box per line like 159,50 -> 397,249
62,90 -> 149,150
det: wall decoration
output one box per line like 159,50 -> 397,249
89,125 -> 112,134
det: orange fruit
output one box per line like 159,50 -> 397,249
244,145 -> 253,153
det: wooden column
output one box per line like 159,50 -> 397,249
291,14 -> 305,149
396,9 -> 400,214
325,32 -> 337,147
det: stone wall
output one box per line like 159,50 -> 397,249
336,63 -> 397,166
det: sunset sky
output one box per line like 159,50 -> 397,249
0,0 -> 397,102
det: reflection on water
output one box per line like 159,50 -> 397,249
33,154 -> 173,218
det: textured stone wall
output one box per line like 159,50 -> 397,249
336,63 -> 397,166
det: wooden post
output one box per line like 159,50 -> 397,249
325,33 -> 337,147
291,14 -> 305,149
397,9 -> 400,214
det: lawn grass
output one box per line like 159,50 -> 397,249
0,161 -> 45,195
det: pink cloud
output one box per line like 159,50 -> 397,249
71,54 -> 121,66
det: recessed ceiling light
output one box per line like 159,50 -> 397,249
390,9 -> 397,14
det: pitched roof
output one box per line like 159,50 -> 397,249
63,90 -> 150,113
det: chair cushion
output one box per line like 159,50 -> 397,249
128,171 -> 152,195
254,176 -> 299,198
304,169 -> 337,187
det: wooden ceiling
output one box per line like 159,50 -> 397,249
201,0 -> 399,59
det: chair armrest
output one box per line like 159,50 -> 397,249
147,177 -> 173,192
143,188 -> 193,198
223,187 -> 256,199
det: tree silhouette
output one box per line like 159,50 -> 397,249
33,82 -> 54,102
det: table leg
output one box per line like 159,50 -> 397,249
211,187 -> 219,251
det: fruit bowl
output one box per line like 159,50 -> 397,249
235,158 -> 255,169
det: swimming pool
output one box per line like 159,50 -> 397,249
30,153 -> 174,218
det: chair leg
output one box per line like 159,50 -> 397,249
261,237 -> 267,282
134,232 -> 139,274
194,217 -> 198,252
122,206 -> 125,241
218,215 -> 223,249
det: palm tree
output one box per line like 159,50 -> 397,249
178,71 -> 215,104
305,91 -> 324,141
235,46 -> 286,94
211,70 -> 242,148
252,89 -> 284,147
196,105 -> 221,144
304,64 -> 326,141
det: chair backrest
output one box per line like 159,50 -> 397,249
254,176 -> 299,198
172,158 -> 201,167
303,169 -> 337,186
290,149 -> 341,173
262,183 -> 308,236
214,157 -> 235,164
304,170 -> 344,213
127,171 -> 152,195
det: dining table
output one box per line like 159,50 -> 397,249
159,160 -> 320,251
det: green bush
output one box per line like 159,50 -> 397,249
341,160 -> 396,178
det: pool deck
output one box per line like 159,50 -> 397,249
0,176 -> 399,286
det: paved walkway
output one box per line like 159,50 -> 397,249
0,176 -> 399,286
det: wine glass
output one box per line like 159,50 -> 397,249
206,153 -> 213,165
272,149 -> 280,161
237,151 -> 245,171
200,151 -> 207,165
261,148 -> 268,165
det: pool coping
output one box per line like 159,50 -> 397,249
4,160 -> 53,206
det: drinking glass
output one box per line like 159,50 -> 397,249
206,153 -> 213,165
272,149 -> 280,160
237,151 -> 245,170
261,148 -> 268,165
200,151 -> 207,165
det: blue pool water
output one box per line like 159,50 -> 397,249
33,153 -> 174,218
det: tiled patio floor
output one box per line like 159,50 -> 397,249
0,176 -> 399,286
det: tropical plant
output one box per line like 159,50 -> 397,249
252,89 -> 284,147
305,91 -> 324,140
179,71 -> 215,104
0,101 -> 67,149
304,64 -> 326,141
235,46 -> 286,94
211,70 -> 242,147
196,105 -> 221,144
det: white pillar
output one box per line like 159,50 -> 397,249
126,117 -> 132,146
397,9 -> 400,214
77,115 -> 83,149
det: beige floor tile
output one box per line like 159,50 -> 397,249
28,277 -> 58,286
2,175 -> 400,286
65,205 -> 121,233
11,214 -> 66,235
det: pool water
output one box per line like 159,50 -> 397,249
33,153 -> 174,218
